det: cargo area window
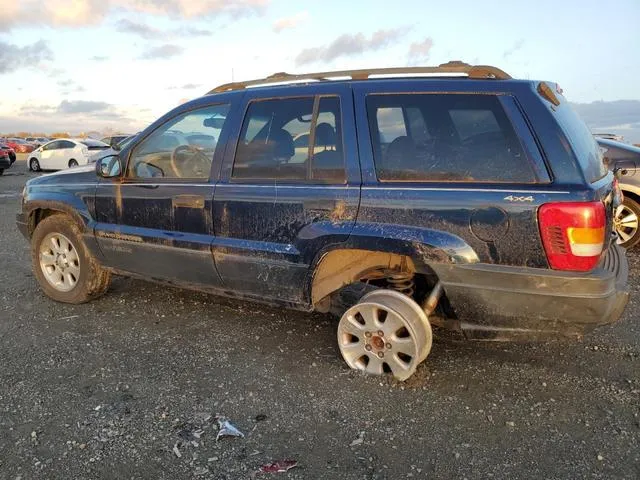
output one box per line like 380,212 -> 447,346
367,94 -> 537,183
232,96 -> 345,183
127,103 -> 230,180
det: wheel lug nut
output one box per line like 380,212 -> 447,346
386,343 -> 392,349
377,330 -> 384,337
365,331 -> 372,338
377,352 -> 384,358
365,344 -> 372,351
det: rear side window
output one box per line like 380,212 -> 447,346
548,92 -> 608,183
367,94 -> 537,183
233,96 -> 345,183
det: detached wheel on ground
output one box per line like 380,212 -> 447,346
614,197 -> 640,248
29,158 -> 40,172
31,214 -> 111,303
337,289 -> 432,381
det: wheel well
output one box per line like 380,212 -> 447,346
28,208 -> 75,237
621,189 -> 640,206
310,248 -> 447,306
69,158 -> 76,166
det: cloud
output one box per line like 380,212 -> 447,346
272,11 -> 309,33
116,19 -> 212,39
407,37 -> 433,66
58,100 -> 112,114
181,26 -> 212,37
116,18 -> 161,39
0,39 -> 53,74
169,83 -> 202,90
503,39 -> 525,59
139,44 -> 184,60
0,0 -> 269,31
295,28 -> 408,66
90,55 -> 109,61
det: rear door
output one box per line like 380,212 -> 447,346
213,84 -> 360,304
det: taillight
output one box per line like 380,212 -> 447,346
538,202 -> 606,271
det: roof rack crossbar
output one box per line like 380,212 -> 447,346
210,61 -> 511,93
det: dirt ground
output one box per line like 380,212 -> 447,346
1,159 -> 638,479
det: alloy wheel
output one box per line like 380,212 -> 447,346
39,232 -> 81,292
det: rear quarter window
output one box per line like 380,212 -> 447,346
547,91 -> 608,183
366,93 -> 538,183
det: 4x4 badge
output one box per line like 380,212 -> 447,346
503,195 -> 534,202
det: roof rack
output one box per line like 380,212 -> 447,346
210,61 -> 511,93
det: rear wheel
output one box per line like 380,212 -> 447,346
337,289 -> 432,381
29,158 -> 40,172
614,197 -> 640,248
31,214 -> 111,303
68,159 -> 78,168
0,168 -> 4,175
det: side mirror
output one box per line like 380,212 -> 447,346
96,154 -> 122,178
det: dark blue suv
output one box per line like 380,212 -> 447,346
17,62 -> 629,380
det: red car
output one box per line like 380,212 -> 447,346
0,143 -> 16,164
5,138 -> 35,154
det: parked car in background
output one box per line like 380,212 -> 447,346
0,149 -> 11,175
597,138 -> 640,248
5,138 -> 36,154
88,134 -> 137,164
25,137 -> 50,148
28,138 -> 110,171
100,134 -> 132,148
594,133 -> 625,142
0,143 -> 17,164
17,62 -> 628,381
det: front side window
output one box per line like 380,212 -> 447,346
232,96 -> 345,183
367,94 -> 537,183
128,104 -> 230,179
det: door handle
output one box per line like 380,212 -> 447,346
172,194 -> 205,209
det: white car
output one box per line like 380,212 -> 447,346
28,139 -> 110,172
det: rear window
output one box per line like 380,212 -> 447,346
549,93 -> 608,183
366,94 -> 537,183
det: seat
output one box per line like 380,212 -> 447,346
313,123 -> 343,180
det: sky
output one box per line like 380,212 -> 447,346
0,0 -> 639,140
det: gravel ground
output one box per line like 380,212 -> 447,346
1,159 -> 638,479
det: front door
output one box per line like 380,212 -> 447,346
40,141 -> 61,169
94,102 -> 233,286
213,85 -> 360,304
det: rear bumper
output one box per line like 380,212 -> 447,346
433,244 -> 629,339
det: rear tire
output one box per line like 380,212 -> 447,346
68,159 -> 78,168
0,168 -> 4,175
31,214 -> 111,304
29,158 -> 40,172
615,197 -> 640,249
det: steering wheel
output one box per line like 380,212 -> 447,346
170,145 -> 211,178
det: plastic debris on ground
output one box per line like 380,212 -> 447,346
216,416 -> 245,441
350,431 -> 365,447
259,460 -> 298,473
